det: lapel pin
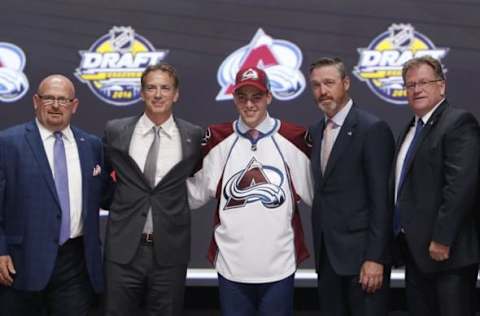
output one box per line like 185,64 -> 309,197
186,138 -> 191,143
347,131 -> 353,136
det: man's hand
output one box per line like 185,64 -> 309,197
0,255 -> 15,286
359,260 -> 383,294
429,241 -> 450,261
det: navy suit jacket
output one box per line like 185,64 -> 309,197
310,105 -> 395,275
392,100 -> 480,272
0,121 -> 105,292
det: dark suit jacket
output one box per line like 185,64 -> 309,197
0,121 -> 105,292
103,115 -> 203,265
393,100 -> 480,273
310,105 -> 395,275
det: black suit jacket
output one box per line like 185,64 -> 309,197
103,115 -> 203,265
310,105 -> 395,275
393,100 -> 480,273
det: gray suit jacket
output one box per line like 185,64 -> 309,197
103,115 -> 203,265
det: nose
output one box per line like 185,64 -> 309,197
51,100 -> 61,109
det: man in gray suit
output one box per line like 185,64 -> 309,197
102,63 -> 203,316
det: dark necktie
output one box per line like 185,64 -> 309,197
248,129 -> 259,141
54,132 -> 70,244
394,119 -> 424,234
143,126 -> 160,234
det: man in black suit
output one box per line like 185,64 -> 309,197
309,57 -> 394,316
103,63 -> 203,316
393,56 -> 480,316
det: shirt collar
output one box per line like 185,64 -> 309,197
237,113 -> 274,134
417,98 -> 445,125
325,99 -> 353,127
36,118 -> 74,143
139,113 -> 176,137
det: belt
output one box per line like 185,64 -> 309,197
141,233 -> 154,245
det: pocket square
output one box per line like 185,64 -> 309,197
93,164 -> 101,176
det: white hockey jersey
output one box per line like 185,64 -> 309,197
188,116 -> 313,283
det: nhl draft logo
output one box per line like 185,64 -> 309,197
0,42 -> 29,103
223,158 -> 286,210
216,28 -> 305,101
353,24 -> 449,105
75,26 -> 169,106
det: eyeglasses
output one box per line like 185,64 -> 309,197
37,95 -> 74,107
234,93 -> 266,104
404,79 -> 443,90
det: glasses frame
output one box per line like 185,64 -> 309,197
404,79 -> 443,91
37,94 -> 75,107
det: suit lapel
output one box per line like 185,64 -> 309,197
400,101 -> 448,179
323,107 -> 357,180
72,127 -> 90,220
24,121 -> 60,208
110,116 -> 138,153
107,115 -> 149,188
175,117 -> 193,160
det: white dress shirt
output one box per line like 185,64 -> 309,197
395,98 -> 445,202
129,113 -> 182,187
36,119 -> 83,238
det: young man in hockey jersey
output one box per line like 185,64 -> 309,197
188,67 -> 313,316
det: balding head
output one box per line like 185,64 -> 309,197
37,74 -> 76,97
33,74 -> 79,132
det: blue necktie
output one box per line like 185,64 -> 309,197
54,132 -> 71,244
394,119 -> 424,235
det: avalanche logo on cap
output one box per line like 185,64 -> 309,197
0,42 -> 29,103
353,24 -> 448,105
241,69 -> 259,81
75,26 -> 169,106
216,28 -> 305,101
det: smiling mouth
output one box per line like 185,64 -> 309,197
414,96 -> 427,101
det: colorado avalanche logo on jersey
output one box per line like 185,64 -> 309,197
216,28 -> 305,101
0,42 -> 29,103
223,157 -> 286,210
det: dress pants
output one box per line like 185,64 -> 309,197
0,237 -> 95,316
317,243 -> 389,316
218,273 -> 294,316
396,233 -> 478,316
105,241 -> 187,316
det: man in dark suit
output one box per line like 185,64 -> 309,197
309,57 -> 394,316
0,75 -> 105,315
103,63 -> 203,316
393,56 -> 480,316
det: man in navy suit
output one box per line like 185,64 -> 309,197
0,75 -> 105,315
393,56 -> 480,316
309,57 -> 394,316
